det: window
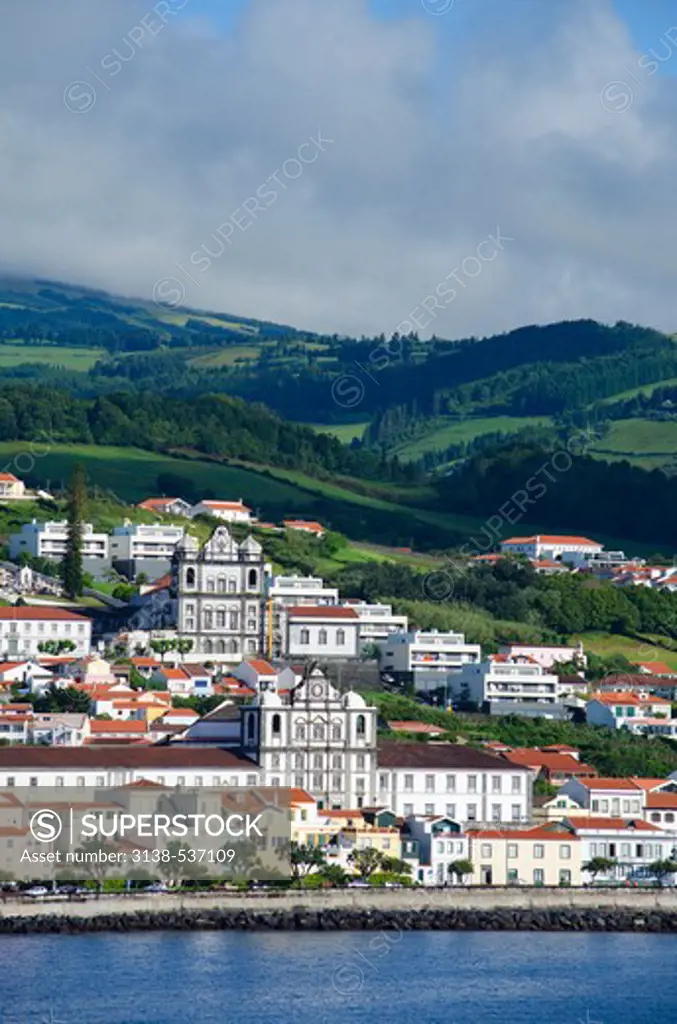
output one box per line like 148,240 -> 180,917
300,629 -> 310,646
270,777 -> 280,787
446,774 -> 456,792
507,869 -> 518,883
295,775 -> 304,788
55,776 -> 64,787
357,754 -> 365,770
295,722 -> 306,741
651,812 -> 661,822
6,777 -> 14,788
230,611 -> 239,630
425,775 -> 435,793
246,774 -> 257,786
248,569 -> 258,589
507,843 -> 518,859
511,776 -> 522,794
336,629 -> 345,646
96,776 -> 104,787
185,567 -> 196,588
437,841 -> 445,854
212,776 -> 221,786
318,629 -> 328,646
404,774 -> 414,792
332,754 -> 342,770
533,844 -> 544,859
313,754 -> 323,769
511,805 -> 521,822
247,716 -> 256,741
481,844 -> 492,858
177,776 -> 185,786
491,804 -> 501,822
77,776 -> 85,787
559,844 -> 571,860
272,713 -> 281,736
195,776 -> 203,787
621,843 -> 631,857
271,755 -> 281,770
207,577 -> 216,593
467,804 -> 477,821
533,869 -> 544,886
356,714 -> 365,736
559,870 -> 571,886
491,775 -> 501,793
403,803 -> 413,817
380,774 -> 389,791
425,803 -> 435,815
667,813 -> 675,824
332,724 -> 341,740
467,775 -> 477,793
313,722 -> 325,740
622,800 -> 630,814
331,775 -> 342,791
295,753 -> 304,770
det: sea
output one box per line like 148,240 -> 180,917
0,930 -> 674,1023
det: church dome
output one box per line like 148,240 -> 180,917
342,691 -> 366,709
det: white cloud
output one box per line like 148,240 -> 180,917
0,0 -> 675,339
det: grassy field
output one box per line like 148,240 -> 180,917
572,631 -> 677,670
305,422 -> 369,443
597,379 -> 677,405
594,419 -> 677,454
0,343 -> 103,370
391,416 -> 552,460
188,345 -> 264,368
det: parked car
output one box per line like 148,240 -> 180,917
23,886 -> 49,898
347,879 -> 370,888
143,882 -> 169,893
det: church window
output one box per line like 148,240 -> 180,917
272,714 -> 281,736
185,568 -> 196,588
295,722 -> 306,741
318,629 -> 328,646
218,576 -> 226,593
300,629 -> 310,645
356,714 -> 366,736
247,716 -> 256,741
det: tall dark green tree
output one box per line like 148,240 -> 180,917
61,463 -> 86,598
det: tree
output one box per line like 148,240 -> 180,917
37,640 -> 77,656
34,683 -> 92,715
61,463 -> 86,599
150,638 -> 176,663
347,846 -> 383,880
378,856 -> 412,876
583,857 -> 616,882
648,859 -> 677,887
175,638 -> 194,661
448,859 -> 474,884
320,864 -> 348,887
289,841 -> 326,881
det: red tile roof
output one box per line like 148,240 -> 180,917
646,792 -> 677,809
575,777 -> 642,791
566,817 -> 661,832
283,520 -> 325,533
468,824 -> 577,841
503,750 -> 596,775
90,720 -> 148,734
200,500 -> 251,511
389,721 -> 448,735
503,535 -> 599,546
0,607 -> 89,621
138,498 -> 181,510
243,659 -> 277,675
590,691 -> 670,706
636,661 -> 674,676
287,606 -> 359,620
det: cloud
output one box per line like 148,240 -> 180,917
0,0 -> 675,339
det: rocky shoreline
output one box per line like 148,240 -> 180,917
3,903 -> 677,934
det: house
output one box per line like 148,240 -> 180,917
566,817 -> 677,884
9,520 -> 109,572
267,575 -> 339,608
0,607 -> 92,659
191,500 -> 253,524
88,719 -> 150,742
403,815 -> 469,886
533,790 -> 584,822
0,709 -> 31,744
152,666 -> 194,696
450,655 -> 566,715
0,659 -> 54,690
231,659 -> 294,693
501,748 -> 597,786
283,606 -> 360,660
586,692 -> 675,734
387,721 -> 450,738
282,520 -> 326,538
467,823 -> 581,887
375,741 -> 532,824
28,713 -> 90,746
636,661 -> 676,677
157,707 -> 200,728
0,473 -> 25,500
644,790 -> 677,830
380,630 -> 481,692
129,656 -> 162,678
137,497 -> 192,518
500,535 -> 603,561
498,642 -> 586,670
559,777 -> 644,817
342,602 -> 409,650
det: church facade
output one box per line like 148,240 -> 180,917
238,667 -> 378,809
173,526 -> 266,663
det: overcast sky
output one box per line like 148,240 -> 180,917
1,0 -> 676,338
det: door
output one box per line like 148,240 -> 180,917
481,865 -> 493,885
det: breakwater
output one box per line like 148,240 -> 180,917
3,888 -> 677,933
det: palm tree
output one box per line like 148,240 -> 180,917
289,841 -> 326,882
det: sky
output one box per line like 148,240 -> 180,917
1,0 -> 676,339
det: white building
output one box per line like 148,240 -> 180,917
451,656 -> 566,713
110,522 -> 185,579
28,713 -> 90,746
137,497 -> 193,518
404,815 -> 470,886
0,607 -> 91,659
282,520 -> 326,538
500,535 -> 603,561
498,642 -> 586,670
191,500 -> 253,524
174,526 -> 265,663
344,602 -> 408,649
284,606 -> 360,660
569,817 -> 676,884
380,630 -> 481,690
0,747 -> 259,788
9,520 -> 109,565
267,575 -> 339,608
559,777 -> 645,817
375,741 -> 533,824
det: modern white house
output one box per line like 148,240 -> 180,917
404,815 -> 470,886
191,500 -> 253,524
0,607 -> 92,659
0,473 -> 26,499
568,817 -> 677,884
498,642 -> 586,670
450,655 -> 566,714
9,520 -> 109,570
267,575 -> 339,608
500,535 -> 603,561
110,522 -> 185,579
283,606 -> 360,660
380,630 -> 481,691
375,741 -> 533,824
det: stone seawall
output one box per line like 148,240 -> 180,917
3,888 -> 677,934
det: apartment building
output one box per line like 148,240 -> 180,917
375,741 -> 532,825
450,655 -> 565,714
568,817 -> 676,884
110,522 -> 185,580
468,824 -> 581,887
9,520 -> 109,570
381,630 -> 481,692
344,601 -> 408,649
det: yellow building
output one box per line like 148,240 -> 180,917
468,823 -> 581,886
